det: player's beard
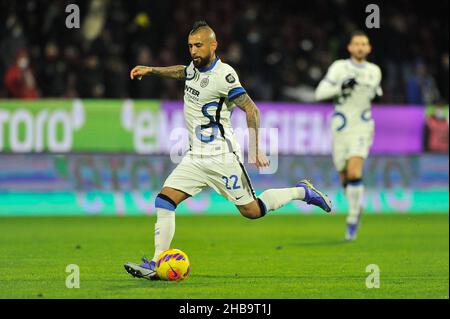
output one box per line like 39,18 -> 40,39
192,55 -> 212,69
353,51 -> 368,62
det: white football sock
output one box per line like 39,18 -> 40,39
258,187 -> 305,212
152,208 -> 175,262
346,182 -> 364,224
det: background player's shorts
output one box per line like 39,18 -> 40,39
163,152 -> 256,206
332,131 -> 374,172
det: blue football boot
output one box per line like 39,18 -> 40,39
296,179 -> 332,213
124,257 -> 159,280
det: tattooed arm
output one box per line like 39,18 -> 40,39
233,93 -> 269,168
234,93 -> 260,148
130,65 -> 186,80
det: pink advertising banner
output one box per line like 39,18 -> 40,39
161,102 -> 425,154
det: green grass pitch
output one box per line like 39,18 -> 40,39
0,214 -> 448,299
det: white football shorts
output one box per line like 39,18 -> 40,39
163,152 -> 256,206
332,131 -> 374,172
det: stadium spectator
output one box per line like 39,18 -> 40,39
77,54 -> 105,98
0,0 -> 448,103
131,46 -> 159,99
3,49 -> 39,99
425,104 -> 449,153
39,42 -> 68,97
438,53 -> 449,102
406,61 -> 441,105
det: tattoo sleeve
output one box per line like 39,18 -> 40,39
233,93 -> 260,153
150,65 -> 186,80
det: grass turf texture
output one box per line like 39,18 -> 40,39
0,214 -> 448,299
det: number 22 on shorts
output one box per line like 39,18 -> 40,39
222,175 -> 241,190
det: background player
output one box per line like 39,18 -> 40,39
124,21 -> 332,280
315,31 -> 382,241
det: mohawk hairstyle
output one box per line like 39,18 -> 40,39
190,20 -> 210,34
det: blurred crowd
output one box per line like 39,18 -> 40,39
0,0 -> 448,104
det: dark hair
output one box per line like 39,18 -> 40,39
349,30 -> 369,43
190,20 -> 209,34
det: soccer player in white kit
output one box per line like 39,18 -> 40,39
315,31 -> 382,241
124,21 -> 332,280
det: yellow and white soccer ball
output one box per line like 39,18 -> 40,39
155,248 -> 190,281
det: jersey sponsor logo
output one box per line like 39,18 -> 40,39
200,77 -> 209,88
225,73 -> 236,83
185,84 -> 200,96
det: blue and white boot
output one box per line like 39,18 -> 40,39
296,179 -> 332,213
345,209 -> 362,241
124,257 -> 159,280
345,223 -> 358,241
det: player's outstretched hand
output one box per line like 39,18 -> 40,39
250,152 -> 270,169
130,66 -> 152,80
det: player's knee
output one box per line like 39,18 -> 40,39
242,210 -> 261,219
347,170 -> 362,181
346,165 -> 362,180
238,200 -> 266,219
239,207 -> 261,219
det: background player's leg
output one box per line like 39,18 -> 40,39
345,156 -> 364,225
152,187 -> 190,262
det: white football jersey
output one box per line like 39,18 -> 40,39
183,57 -> 245,155
315,59 -> 382,134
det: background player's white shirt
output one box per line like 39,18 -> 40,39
183,57 -> 246,156
315,59 -> 382,134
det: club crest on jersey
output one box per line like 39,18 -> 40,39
200,77 -> 209,88
226,73 -> 236,83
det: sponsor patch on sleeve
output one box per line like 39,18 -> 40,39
225,73 -> 236,83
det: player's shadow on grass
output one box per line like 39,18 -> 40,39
194,274 -> 307,280
109,281 -> 185,289
291,239 -> 348,247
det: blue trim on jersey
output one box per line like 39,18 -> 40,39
198,57 -> 219,73
228,87 -> 246,101
348,58 -> 367,69
361,109 -> 372,121
332,112 -> 347,131
155,195 -> 176,211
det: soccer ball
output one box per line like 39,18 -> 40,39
155,248 -> 190,281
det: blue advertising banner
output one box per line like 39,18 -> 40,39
0,154 -> 447,216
